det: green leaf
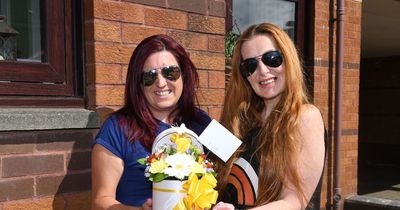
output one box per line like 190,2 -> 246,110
137,158 -> 147,165
189,145 -> 201,156
152,173 -> 169,182
225,31 -> 240,58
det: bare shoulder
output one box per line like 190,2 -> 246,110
299,104 -> 324,126
298,104 -> 324,144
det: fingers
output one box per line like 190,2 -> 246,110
145,198 -> 152,206
141,198 -> 152,210
213,201 -> 235,210
143,199 -> 233,210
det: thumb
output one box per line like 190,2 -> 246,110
145,198 -> 152,206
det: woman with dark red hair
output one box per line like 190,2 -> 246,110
91,34 -> 211,210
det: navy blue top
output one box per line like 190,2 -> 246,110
93,111 -> 211,207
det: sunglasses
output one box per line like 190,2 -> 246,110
142,65 -> 181,86
240,50 -> 283,77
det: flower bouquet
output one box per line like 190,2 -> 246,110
138,124 -> 218,210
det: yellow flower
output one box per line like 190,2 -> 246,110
180,173 -> 218,210
149,159 -> 168,174
190,162 -> 206,175
170,133 -> 191,153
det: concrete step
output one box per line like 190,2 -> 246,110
345,195 -> 400,210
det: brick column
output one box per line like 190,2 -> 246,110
311,0 -> 361,208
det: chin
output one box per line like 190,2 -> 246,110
156,103 -> 176,110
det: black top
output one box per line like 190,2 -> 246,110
221,127 -> 325,210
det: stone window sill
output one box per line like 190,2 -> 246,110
0,108 -> 100,131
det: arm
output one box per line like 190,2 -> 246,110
91,144 -> 152,210
251,104 -> 325,210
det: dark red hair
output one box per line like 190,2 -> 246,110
115,34 -> 201,151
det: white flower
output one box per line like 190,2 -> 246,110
163,153 -> 196,179
144,166 -> 151,177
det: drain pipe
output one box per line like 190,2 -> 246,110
333,0 -> 345,209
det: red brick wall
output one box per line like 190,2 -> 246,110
311,0 -> 361,208
1,1 -> 226,209
85,0 -> 227,122
0,129 -> 96,209
0,0 -> 364,209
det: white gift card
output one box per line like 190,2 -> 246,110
199,119 -> 242,162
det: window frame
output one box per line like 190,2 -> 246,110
0,0 -> 84,107
226,0 -> 306,54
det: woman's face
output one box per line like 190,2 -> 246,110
241,34 -> 285,104
142,51 -> 183,120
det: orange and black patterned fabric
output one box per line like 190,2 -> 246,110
221,127 -> 325,210
221,127 -> 260,209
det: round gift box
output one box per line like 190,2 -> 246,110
152,124 -> 204,153
152,180 -> 187,210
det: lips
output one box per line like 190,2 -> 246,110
259,77 -> 277,85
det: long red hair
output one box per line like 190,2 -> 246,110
216,23 -> 310,207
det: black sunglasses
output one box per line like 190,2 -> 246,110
240,50 -> 283,77
142,65 -> 181,86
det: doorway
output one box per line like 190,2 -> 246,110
358,0 -> 400,196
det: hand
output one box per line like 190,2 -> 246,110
141,198 -> 152,210
213,201 -> 235,210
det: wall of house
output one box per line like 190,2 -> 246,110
311,0 -> 361,208
0,0 -> 226,209
0,128 -> 96,209
85,0 -> 227,122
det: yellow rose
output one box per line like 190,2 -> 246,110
170,133 -> 191,153
149,159 -> 168,174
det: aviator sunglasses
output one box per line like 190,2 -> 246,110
142,65 -> 181,86
240,50 -> 283,77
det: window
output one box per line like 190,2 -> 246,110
0,0 -> 84,107
227,0 -> 306,53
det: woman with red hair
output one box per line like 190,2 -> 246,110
214,23 -> 325,210
91,34 -> 211,210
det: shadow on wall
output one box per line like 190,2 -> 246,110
50,128 -> 95,210
50,108 -> 114,209
0,126 -> 97,209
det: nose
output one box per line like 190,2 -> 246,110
155,70 -> 167,87
257,59 -> 270,74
